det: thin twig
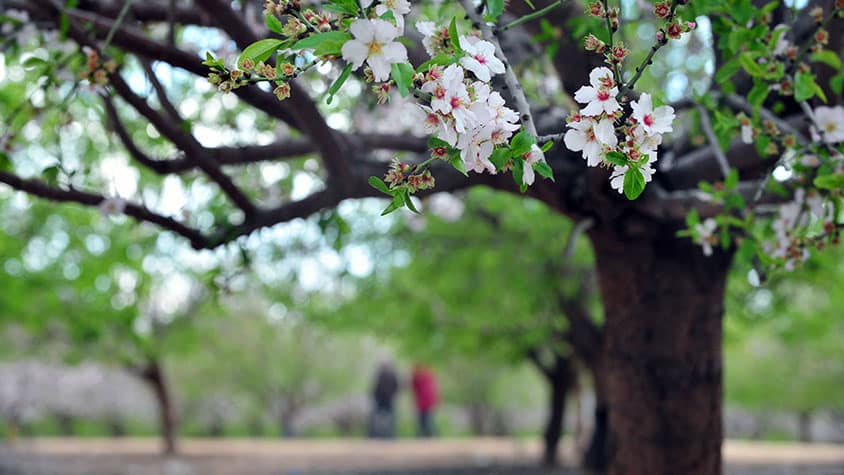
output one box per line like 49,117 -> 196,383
460,0 -> 537,136
695,104 -> 730,179
500,0 -> 564,32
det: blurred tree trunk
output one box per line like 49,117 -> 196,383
582,364 -> 609,473
56,413 -> 75,436
592,230 -> 733,475
541,356 -> 575,467
141,359 -> 178,455
106,416 -> 127,437
798,411 -> 813,442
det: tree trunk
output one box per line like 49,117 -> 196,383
591,229 -> 733,475
142,359 -> 178,455
56,413 -> 75,436
583,368 -> 609,473
797,411 -> 812,442
543,358 -> 574,467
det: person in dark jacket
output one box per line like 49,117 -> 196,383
369,361 -> 399,438
411,363 -> 439,438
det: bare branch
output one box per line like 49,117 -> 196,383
695,104 -> 730,179
107,73 -> 258,215
0,171 -> 209,249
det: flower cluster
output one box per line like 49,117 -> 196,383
764,189 -> 837,270
80,47 -> 117,89
417,59 -> 540,183
564,67 -> 674,198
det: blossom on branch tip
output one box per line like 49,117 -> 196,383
341,19 -> 407,82
574,67 -> 620,117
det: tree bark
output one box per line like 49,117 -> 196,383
142,359 -> 178,455
542,357 -> 574,467
591,228 -> 733,475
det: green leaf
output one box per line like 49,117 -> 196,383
0,152 -> 11,172
512,156 -> 524,188
509,129 -> 535,156
725,168 -> 739,190
831,74 -> 844,95
379,8 -> 396,21
533,161 -> 554,182
685,208 -> 700,228
605,151 -> 628,166
22,57 -> 49,70
715,58 -> 742,84
265,15 -> 284,35
448,154 -> 468,177
489,148 -> 510,171
326,63 -> 354,104
428,137 -> 451,148
416,54 -> 454,73
794,71 -> 817,102
485,0 -> 504,20
449,17 -> 462,54
381,193 -> 405,215
739,52 -> 766,78
747,81 -> 769,114
292,31 -> 351,52
42,165 -> 60,186
623,167 -> 645,200
814,173 -> 844,190
810,50 -> 842,71
239,39 -> 285,67
202,52 -> 225,69
390,62 -> 415,97
813,82 -> 828,103
403,189 -> 420,213
368,176 -> 391,195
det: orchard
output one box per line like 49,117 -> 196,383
1,0 -> 843,474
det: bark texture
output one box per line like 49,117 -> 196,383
591,226 -> 733,475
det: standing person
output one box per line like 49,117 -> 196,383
411,363 -> 439,438
369,361 -> 399,438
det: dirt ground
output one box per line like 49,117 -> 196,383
0,438 -> 842,475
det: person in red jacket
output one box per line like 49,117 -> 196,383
410,363 -> 439,437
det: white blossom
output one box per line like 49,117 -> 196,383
375,0 -> 411,30
341,19 -> 407,82
573,67 -> 620,117
812,106 -> 844,144
631,93 -> 674,136
694,218 -> 718,256
458,36 -> 505,82
520,144 -> 546,186
564,117 -> 617,167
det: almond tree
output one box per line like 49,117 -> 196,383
1,1 -> 842,473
